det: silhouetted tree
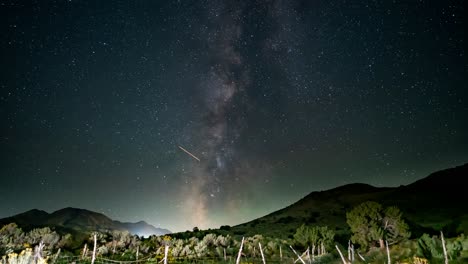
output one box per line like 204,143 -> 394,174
347,201 -> 410,250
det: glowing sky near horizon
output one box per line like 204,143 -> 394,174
0,0 -> 467,232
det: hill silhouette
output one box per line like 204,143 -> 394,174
228,163 -> 468,239
0,207 -> 171,237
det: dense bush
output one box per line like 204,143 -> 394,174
346,201 -> 410,249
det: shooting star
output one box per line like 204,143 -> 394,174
178,145 -> 201,162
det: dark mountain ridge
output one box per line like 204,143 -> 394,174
0,207 -> 171,237
229,163 -> 468,239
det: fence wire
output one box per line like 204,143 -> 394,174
54,255 -> 297,264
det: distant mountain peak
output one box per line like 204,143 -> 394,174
54,207 -> 102,214
328,182 -> 380,193
20,209 -> 49,216
0,208 -> 170,237
24,209 -> 47,213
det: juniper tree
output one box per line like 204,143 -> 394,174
346,201 -> 410,250
383,206 -> 410,245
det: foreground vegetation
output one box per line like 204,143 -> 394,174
1,201 -> 467,263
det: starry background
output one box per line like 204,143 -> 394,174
0,0 -> 467,232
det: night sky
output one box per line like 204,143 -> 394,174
1,1 -> 467,232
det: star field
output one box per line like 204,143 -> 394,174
0,0 -> 467,232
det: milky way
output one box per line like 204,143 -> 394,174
179,1 -> 253,229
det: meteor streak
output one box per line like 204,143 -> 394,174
178,145 -> 201,162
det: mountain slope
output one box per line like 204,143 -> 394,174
44,207 -> 121,231
0,209 -> 50,228
0,207 -> 170,237
119,220 -> 171,237
229,163 -> 468,239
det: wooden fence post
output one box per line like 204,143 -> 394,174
52,248 -> 61,264
357,252 -> 366,262
136,245 -> 139,261
386,240 -> 390,264
236,237 -> 244,264
259,243 -> 266,264
441,231 -> 448,264
280,246 -> 282,261
289,245 -> 306,264
335,245 -> 348,264
164,245 -> 169,264
91,233 -> 97,264
82,244 -> 87,259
